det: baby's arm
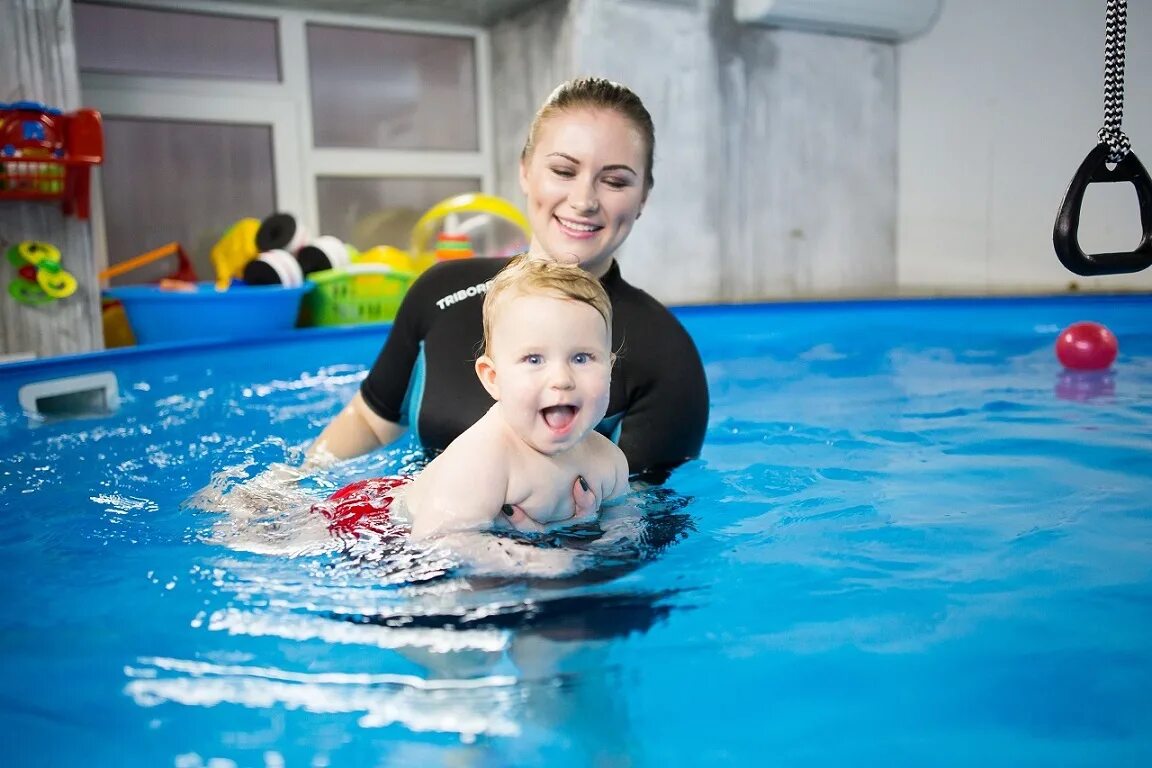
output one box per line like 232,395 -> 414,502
407,431 -> 511,539
588,434 -> 631,506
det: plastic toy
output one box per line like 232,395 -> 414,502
6,240 -> 77,305
1055,321 -> 1118,371
242,213 -> 357,287
98,242 -> 198,284
409,193 -> 531,273
358,244 -> 415,274
244,234 -> 358,287
255,212 -> 310,254
0,101 -> 104,218
210,218 -> 261,289
434,232 -> 474,261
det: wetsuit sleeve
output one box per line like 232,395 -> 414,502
617,320 -> 709,483
358,265 -> 439,423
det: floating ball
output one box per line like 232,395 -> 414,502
1055,321 -> 1118,371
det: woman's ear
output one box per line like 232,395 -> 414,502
636,187 -> 649,220
518,158 -> 530,197
475,355 -> 500,400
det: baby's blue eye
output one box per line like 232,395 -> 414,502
573,353 -> 592,364
525,354 -> 543,365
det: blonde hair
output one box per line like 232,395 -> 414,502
521,76 -> 655,192
482,256 -> 612,354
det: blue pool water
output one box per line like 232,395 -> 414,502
1,295 -> 1151,767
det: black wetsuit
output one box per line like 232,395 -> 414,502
360,257 -> 709,480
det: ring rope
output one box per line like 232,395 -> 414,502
1098,0 -> 1131,163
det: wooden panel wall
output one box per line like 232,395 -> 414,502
1,0 -> 102,360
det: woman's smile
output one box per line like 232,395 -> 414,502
554,215 -> 603,239
519,108 -> 648,278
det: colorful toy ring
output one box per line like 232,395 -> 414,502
5,240 -> 77,304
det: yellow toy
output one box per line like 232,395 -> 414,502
357,244 -> 415,274
409,193 -> 531,273
210,218 -> 261,289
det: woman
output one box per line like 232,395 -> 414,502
309,77 -> 709,485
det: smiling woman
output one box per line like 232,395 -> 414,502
307,76 -> 709,492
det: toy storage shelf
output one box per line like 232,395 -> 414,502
0,103 -> 104,219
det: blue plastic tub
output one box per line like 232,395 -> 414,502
103,282 -> 313,345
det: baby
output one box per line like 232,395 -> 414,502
316,255 -> 629,540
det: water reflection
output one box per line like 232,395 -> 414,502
147,482 -> 695,763
1054,370 -> 1115,402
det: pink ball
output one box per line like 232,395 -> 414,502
1055,322 -> 1118,371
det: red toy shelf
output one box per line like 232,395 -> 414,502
0,102 -> 104,219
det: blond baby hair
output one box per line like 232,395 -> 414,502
482,255 -> 612,355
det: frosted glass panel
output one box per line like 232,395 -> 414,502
74,2 -> 280,81
316,177 -> 481,252
100,118 -> 276,285
307,24 -> 478,150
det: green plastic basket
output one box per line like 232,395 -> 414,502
304,264 -> 414,327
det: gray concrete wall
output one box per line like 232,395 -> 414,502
899,0 -> 1152,293
1,0 -> 102,359
491,0 -> 898,305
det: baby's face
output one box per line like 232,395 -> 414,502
484,292 -> 612,456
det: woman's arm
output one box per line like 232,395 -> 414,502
305,391 -> 405,467
306,264 -> 449,466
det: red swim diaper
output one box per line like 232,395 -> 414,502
313,476 -> 411,538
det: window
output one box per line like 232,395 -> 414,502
307,24 -> 478,150
74,3 -> 280,81
100,118 -> 275,284
316,177 -> 481,252
76,2 -> 492,281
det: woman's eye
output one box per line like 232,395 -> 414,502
551,167 -> 576,178
603,177 -> 628,189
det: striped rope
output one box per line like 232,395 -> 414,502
1098,0 -> 1131,162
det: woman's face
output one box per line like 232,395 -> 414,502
519,108 -> 649,278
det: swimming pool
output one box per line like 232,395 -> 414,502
2,294 -> 1150,766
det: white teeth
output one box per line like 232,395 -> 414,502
557,218 -> 598,232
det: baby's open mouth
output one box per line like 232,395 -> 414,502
541,405 -> 578,431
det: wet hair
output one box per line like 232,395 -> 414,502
482,255 -> 612,355
520,76 -> 655,192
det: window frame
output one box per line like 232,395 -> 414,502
77,0 -> 495,273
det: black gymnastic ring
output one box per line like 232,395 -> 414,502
1053,142 -> 1152,276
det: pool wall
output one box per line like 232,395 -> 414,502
2,293 -> 1149,429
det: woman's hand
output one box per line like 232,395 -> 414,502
497,475 -> 600,533
572,474 -> 599,519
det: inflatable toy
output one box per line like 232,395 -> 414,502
409,193 -> 531,273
